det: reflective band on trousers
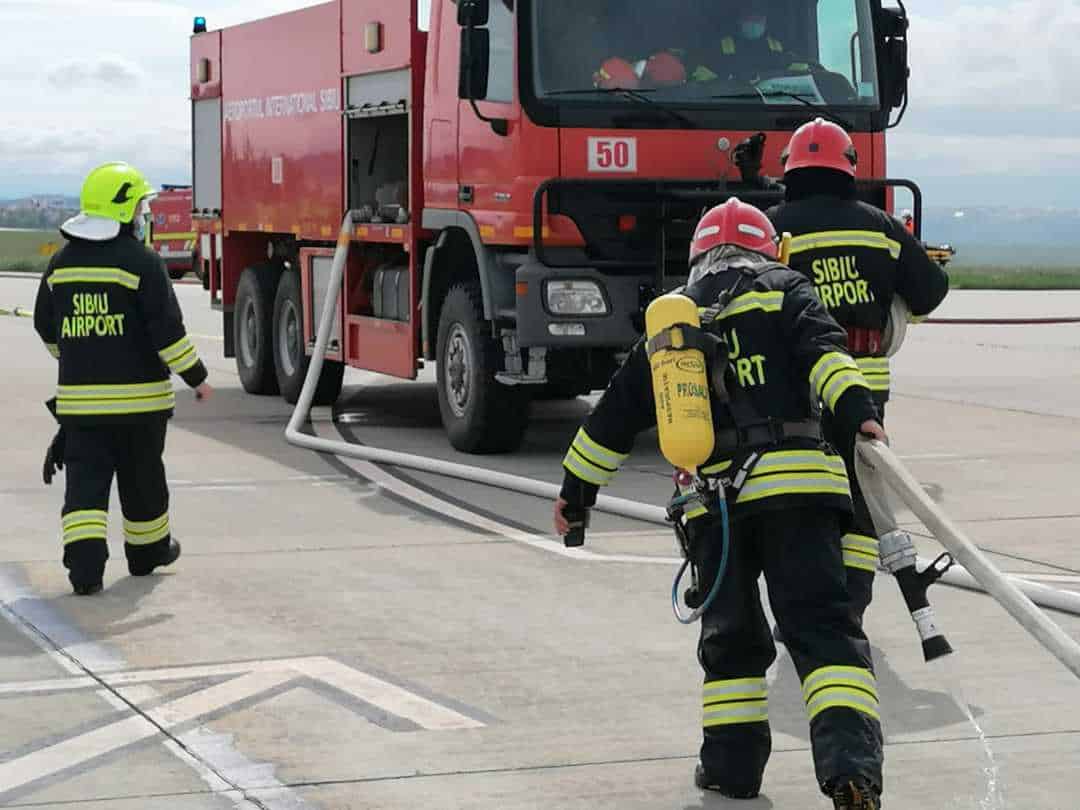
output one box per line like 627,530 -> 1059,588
62,510 -> 108,546
802,665 -> 880,722
842,533 -> 879,572
44,342 -> 60,358
856,356 -> 890,392
124,513 -> 170,546
703,677 -> 768,727
562,428 -> 626,487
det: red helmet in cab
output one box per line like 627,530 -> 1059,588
688,198 -> 778,266
780,117 -> 858,177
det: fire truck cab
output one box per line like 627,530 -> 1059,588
189,0 -> 914,453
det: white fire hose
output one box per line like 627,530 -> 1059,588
286,210 -> 1080,678
857,437 -> 1080,679
283,211 -> 659,523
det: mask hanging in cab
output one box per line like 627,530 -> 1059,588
740,18 -> 766,40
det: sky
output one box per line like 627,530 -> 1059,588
1,0 -> 1078,209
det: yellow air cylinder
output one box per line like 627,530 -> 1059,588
645,293 -> 715,471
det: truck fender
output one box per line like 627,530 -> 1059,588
420,230 -> 449,361
420,208 -> 514,358
421,208 -> 501,317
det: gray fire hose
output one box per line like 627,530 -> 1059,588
286,210 -> 1080,678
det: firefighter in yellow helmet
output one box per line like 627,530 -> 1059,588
34,162 -> 213,596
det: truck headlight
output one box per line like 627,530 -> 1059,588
545,280 -> 609,316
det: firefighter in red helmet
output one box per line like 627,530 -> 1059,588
554,198 -> 887,809
768,118 -> 949,630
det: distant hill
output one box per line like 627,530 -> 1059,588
0,195 -> 79,230
921,207 -> 1080,268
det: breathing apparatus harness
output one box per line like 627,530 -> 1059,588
654,264 -> 822,623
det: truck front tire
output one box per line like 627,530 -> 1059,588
436,283 -> 530,454
235,265 -> 281,395
272,270 -> 344,406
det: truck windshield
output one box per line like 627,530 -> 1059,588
530,0 -> 880,110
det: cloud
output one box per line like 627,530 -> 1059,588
0,124 -> 190,188
2,0 -> 1079,208
46,56 -> 145,90
906,0 -> 1080,110
891,131 -> 1080,176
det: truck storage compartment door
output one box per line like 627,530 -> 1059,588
193,98 -> 222,215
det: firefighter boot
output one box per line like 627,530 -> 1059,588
64,539 -> 107,596
128,538 -> 181,577
694,764 -> 760,799
831,780 -> 881,810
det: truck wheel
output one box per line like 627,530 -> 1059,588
272,270 -> 344,406
197,252 -> 210,290
436,283 -> 530,454
168,267 -> 186,281
235,265 -> 281,395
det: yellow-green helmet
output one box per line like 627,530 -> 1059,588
61,162 -> 157,241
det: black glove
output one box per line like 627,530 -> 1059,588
562,505 -> 590,547
43,427 -> 65,485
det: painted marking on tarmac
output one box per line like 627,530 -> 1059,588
0,656 -> 487,732
0,654 -> 483,798
0,570 -> 304,809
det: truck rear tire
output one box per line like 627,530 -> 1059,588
272,270 -> 344,406
168,267 -> 186,281
197,252 -> 210,290
235,265 -> 281,396
436,283 -> 530,454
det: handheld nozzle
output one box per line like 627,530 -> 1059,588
880,529 -> 955,661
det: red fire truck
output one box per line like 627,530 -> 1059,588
189,0 -> 916,453
149,185 -> 204,285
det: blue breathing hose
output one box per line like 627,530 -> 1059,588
672,494 -> 731,624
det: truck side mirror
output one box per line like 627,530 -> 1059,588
884,37 -> 909,109
459,27 -> 490,101
457,0 -> 489,27
878,5 -> 910,115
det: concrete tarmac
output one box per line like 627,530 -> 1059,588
1,275 -> 1078,809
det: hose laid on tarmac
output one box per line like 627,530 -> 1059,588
0,305 -> 32,318
857,438 -> 1080,680
282,211 -> 658,524
285,210 -> 1080,655
924,316 -> 1080,325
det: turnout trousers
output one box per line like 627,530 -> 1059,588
696,505 -> 884,798
60,417 -> 173,589
822,396 -> 889,625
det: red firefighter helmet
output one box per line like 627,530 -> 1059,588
643,51 -> 687,86
593,57 -> 641,89
688,198 -> 778,266
780,117 -> 858,177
